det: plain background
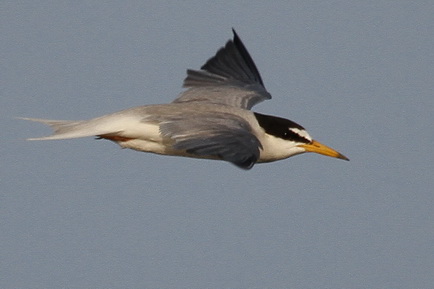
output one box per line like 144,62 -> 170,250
1,1 -> 433,288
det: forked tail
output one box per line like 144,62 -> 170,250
19,117 -> 113,140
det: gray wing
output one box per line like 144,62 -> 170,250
173,29 -> 271,110
159,112 -> 262,169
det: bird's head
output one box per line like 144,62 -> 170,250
254,113 -> 349,162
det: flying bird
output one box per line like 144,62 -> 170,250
22,29 -> 348,169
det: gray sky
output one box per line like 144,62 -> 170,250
2,1 -> 434,288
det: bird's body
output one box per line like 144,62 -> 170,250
23,29 -> 348,169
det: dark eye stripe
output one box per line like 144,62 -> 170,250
286,128 -> 310,143
254,113 -> 310,143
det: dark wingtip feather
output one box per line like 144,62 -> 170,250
230,29 -> 265,86
197,29 -> 265,87
179,29 -> 272,109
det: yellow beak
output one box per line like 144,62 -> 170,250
298,140 -> 349,161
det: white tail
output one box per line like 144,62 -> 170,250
19,117 -> 122,140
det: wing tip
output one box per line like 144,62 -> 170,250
231,28 -> 239,39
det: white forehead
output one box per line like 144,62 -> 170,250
289,127 -> 312,142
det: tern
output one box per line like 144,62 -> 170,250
22,29 -> 348,169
